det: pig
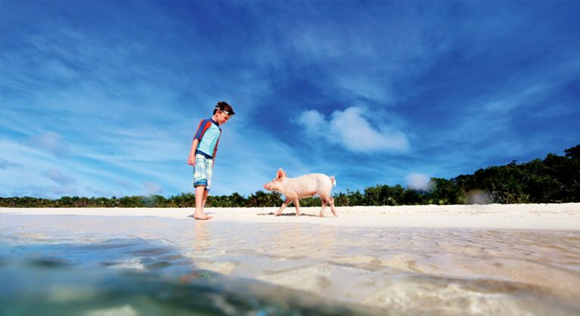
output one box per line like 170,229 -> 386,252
263,168 -> 338,217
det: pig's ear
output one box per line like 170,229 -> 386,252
276,168 -> 285,179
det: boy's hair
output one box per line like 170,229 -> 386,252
213,101 -> 235,116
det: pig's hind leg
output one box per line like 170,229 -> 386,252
329,197 -> 338,217
275,199 -> 293,216
319,199 -> 327,217
320,194 -> 338,217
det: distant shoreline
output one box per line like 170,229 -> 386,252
2,203 -> 579,230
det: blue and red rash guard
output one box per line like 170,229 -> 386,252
193,118 -> 221,159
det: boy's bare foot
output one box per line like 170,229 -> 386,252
193,213 -> 213,220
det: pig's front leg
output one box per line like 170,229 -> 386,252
275,199 -> 293,216
293,198 -> 301,217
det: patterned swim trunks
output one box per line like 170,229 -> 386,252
193,154 -> 214,191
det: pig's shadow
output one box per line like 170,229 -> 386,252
258,212 -> 319,217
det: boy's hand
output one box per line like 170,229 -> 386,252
188,139 -> 199,166
187,156 -> 196,166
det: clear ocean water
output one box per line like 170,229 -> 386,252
0,237 -> 384,316
1,213 -> 580,316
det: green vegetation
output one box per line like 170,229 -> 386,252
1,145 -> 579,208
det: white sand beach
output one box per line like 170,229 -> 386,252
3,203 -> 580,230
2,203 -> 580,315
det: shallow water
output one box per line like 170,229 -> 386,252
0,240 -> 382,316
1,213 -> 580,315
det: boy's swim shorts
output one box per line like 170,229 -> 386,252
193,154 -> 213,191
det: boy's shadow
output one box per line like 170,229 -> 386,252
187,212 -> 214,219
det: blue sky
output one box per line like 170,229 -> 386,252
1,1 -> 579,199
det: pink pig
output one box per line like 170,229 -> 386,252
263,168 -> 338,217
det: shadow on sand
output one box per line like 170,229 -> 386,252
257,212 -> 319,217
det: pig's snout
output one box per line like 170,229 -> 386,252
263,183 -> 271,190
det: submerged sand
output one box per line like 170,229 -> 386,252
2,203 -> 580,315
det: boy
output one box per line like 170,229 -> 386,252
187,101 -> 235,220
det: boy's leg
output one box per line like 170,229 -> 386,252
203,189 -> 209,207
194,185 -> 212,220
192,154 -> 213,220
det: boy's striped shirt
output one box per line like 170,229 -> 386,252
193,118 -> 221,159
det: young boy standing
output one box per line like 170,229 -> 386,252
187,101 -> 235,220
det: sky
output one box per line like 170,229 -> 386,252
1,0 -> 580,199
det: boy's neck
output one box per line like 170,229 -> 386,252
211,115 -> 219,125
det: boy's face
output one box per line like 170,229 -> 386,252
216,110 -> 231,125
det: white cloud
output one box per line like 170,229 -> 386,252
334,75 -> 392,104
405,173 -> 432,191
483,85 -> 547,114
46,185 -> 79,197
3,185 -> 78,198
144,182 -> 163,196
86,186 -> 115,197
0,159 -> 22,170
296,107 -> 410,153
1,138 -> 135,198
27,132 -> 69,157
41,169 -> 77,186
296,110 -> 326,135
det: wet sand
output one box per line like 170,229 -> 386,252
2,204 -> 580,315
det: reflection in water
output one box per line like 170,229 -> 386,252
193,220 -> 210,252
180,220 -> 211,284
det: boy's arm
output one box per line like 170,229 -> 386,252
187,139 -> 199,166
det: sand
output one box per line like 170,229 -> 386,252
2,203 -> 580,315
2,203 -> 580,230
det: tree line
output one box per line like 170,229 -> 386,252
1,145 -> 578,208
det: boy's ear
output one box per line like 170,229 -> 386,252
276,168 -> 285,179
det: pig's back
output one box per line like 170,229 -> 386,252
289,173 -> 333,196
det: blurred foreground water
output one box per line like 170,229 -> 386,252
1,239 -> 381,316
1,213 -> 579,315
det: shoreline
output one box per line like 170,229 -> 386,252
2,202 -> 580,230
